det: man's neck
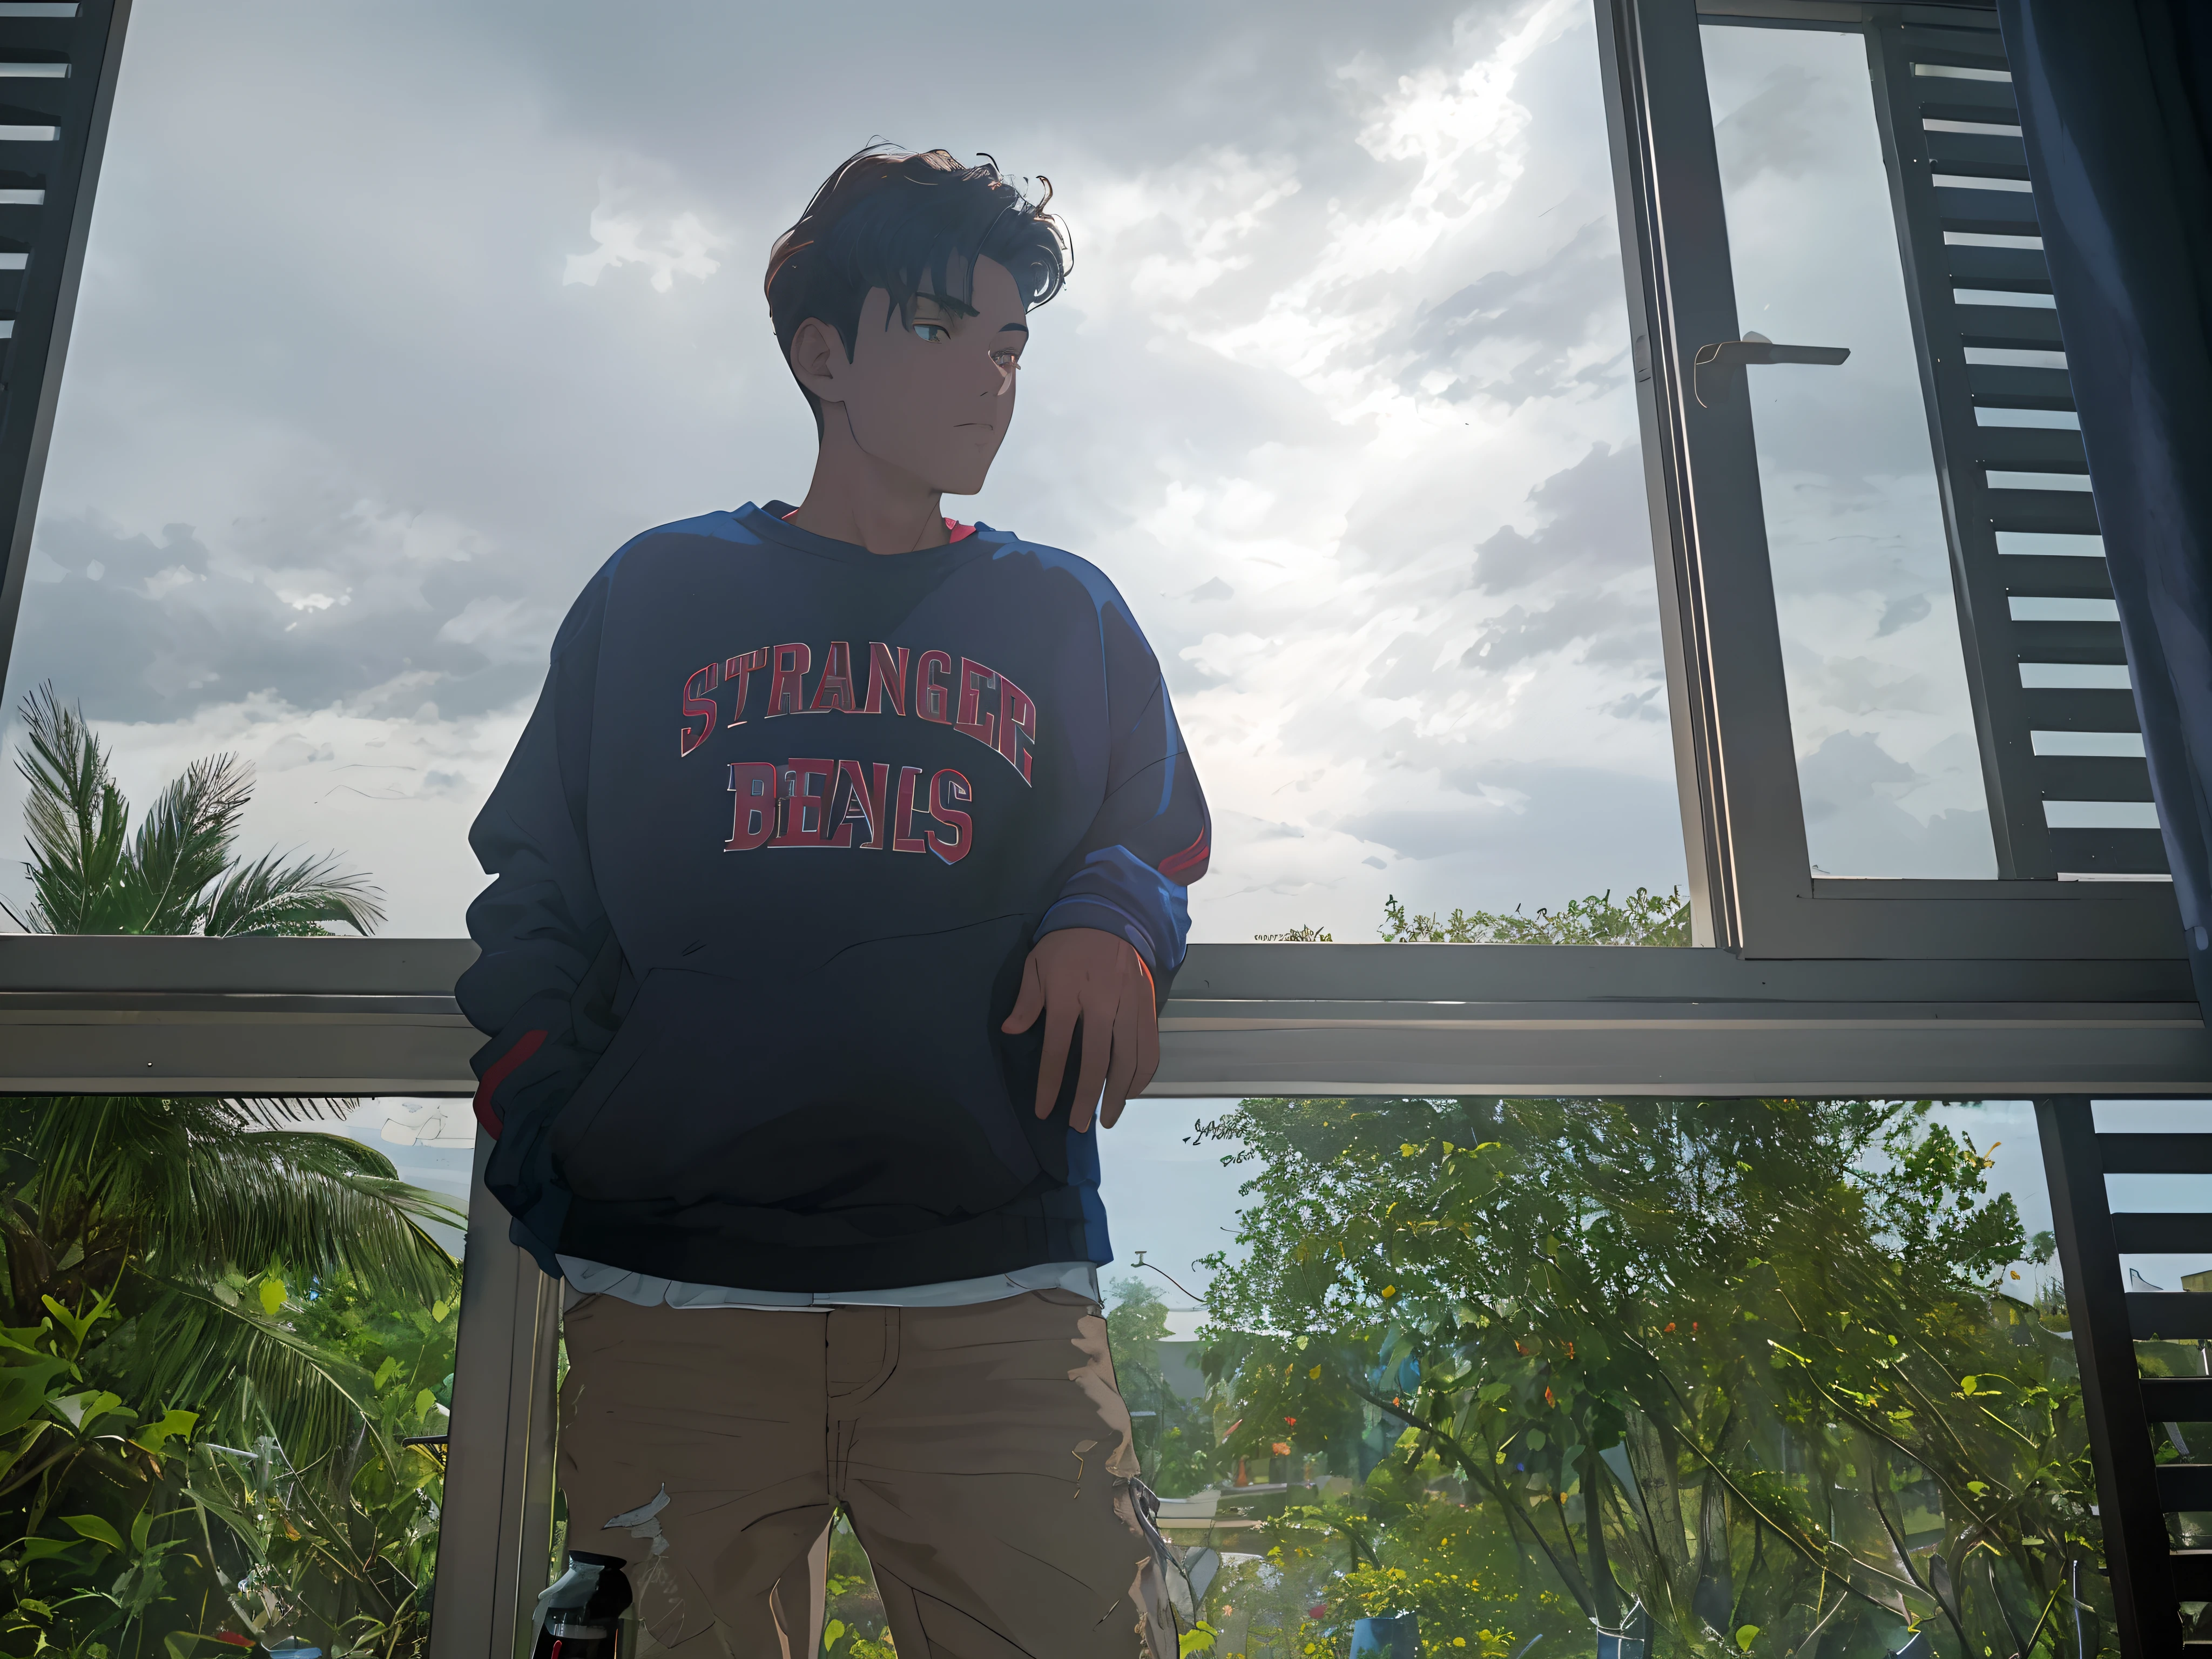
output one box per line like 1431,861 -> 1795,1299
786,408 -> 950,556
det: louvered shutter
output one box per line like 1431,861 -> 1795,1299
0,0 -> 129,686
1870,12 -> 2161,880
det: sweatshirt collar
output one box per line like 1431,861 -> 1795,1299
737,501 -> 998,565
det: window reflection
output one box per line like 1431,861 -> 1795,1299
1704,24 -> 1999,880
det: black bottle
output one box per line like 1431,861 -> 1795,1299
530,1550 -> 632,1658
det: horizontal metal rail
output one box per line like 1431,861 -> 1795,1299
2140,1378 -> 2212,1420
2127,1294 -> 2212,1341
0,935 -> 2204,1098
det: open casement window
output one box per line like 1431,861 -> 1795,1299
1595,0 -> 2175,958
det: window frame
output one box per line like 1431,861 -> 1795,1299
1594,0 -> 2181,959
0,3 -> 2203,1650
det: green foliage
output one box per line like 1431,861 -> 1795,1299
1105,1277 -> 1232,1498
1283,1460 -> 1535,1657
0,1090 -> 462,1489
820,1514 -> 896,1655
0,1285 -> 208,1655
0,1146 -> 462,1656
6,685 -> 383,938
1198,1092 -> 2103,1657
1378,886 -> 1689,947
0,695 -> 458,1655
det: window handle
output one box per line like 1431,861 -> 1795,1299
1694,331 -> 1850,407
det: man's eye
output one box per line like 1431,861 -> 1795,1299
914,321 -> 950,342
991,349 -> 1020,368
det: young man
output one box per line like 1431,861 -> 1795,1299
458,147 -> 1210,1658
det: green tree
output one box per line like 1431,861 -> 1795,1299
1199,1092 -> 2101,1657
1378,885 -> 1689,946
1277,1449 -> 1544,1657
1,688 -> 464,1656
7,684 -> 383,940
1104,1277 -> 1228,1498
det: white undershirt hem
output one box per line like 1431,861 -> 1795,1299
555,1256 -> 1101,1314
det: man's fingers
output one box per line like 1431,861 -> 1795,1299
1100,1000 -> 1141,1130
1033,1004 -> 1076,1118
1069,1004 -> 1112,1133
1014,934 -> 1163,1128
1001,956 -> 1046,1034
1128,990 -> 1161,1103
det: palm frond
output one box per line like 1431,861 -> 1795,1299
11,683 -> 130,933
202,846 -> 386,937
120,748 -> 253,933
26,1096 -> 461,1305
100,1279 -> 397,1492
229,1095 -> 360,1130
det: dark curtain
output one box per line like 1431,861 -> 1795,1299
1997,0 -> 2212,1011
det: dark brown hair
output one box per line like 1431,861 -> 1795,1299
765,146 -> 1071,433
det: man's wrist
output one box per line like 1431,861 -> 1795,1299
1034,898 -> 1158,969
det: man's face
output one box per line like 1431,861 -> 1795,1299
808,255 -> 1028,496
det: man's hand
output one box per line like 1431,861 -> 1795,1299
1000,927 -> 1160,1132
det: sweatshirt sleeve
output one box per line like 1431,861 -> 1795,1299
454,570 -> 621,1269
1034,599 -> 1211,995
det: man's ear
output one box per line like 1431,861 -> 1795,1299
789,316 -> 851,407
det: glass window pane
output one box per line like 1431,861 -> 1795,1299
1180,1091 -> 2115,1650
1703,24 -> 1999,880
1,0 -> 1683,941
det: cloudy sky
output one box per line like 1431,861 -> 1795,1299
0,3 -> 2103,1284
0,0 -> 1695,947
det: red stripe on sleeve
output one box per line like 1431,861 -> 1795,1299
1158,829 -> 1210,882
473,1028 -> 548,1138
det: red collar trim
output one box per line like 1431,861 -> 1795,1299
779,508 -> 976,544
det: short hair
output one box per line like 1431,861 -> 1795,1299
765,146 -> 1071,434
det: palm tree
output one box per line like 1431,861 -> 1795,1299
1,682 -> 462,1485
7,682 -> 384,938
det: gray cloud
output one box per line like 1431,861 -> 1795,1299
1399,219 -> 1625,409
16,511 -> 551,724
1603,685 -> 1667,722
1460,590 -> 1646,675
1712,64 -> 1832,189
1472,441 -> 1649,595
1874,591 -> 1932,637
1797,730 -> 1995,879
1339,760 -> 1684,893
1368,631 -> 1448,701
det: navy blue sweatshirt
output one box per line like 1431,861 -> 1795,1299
457,503 -> 1210,1291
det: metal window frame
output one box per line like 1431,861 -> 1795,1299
0,0 -> 2202,1650
1597,0 -> 2181,959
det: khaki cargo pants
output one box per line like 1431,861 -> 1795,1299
558,1287 -> 1175,1657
